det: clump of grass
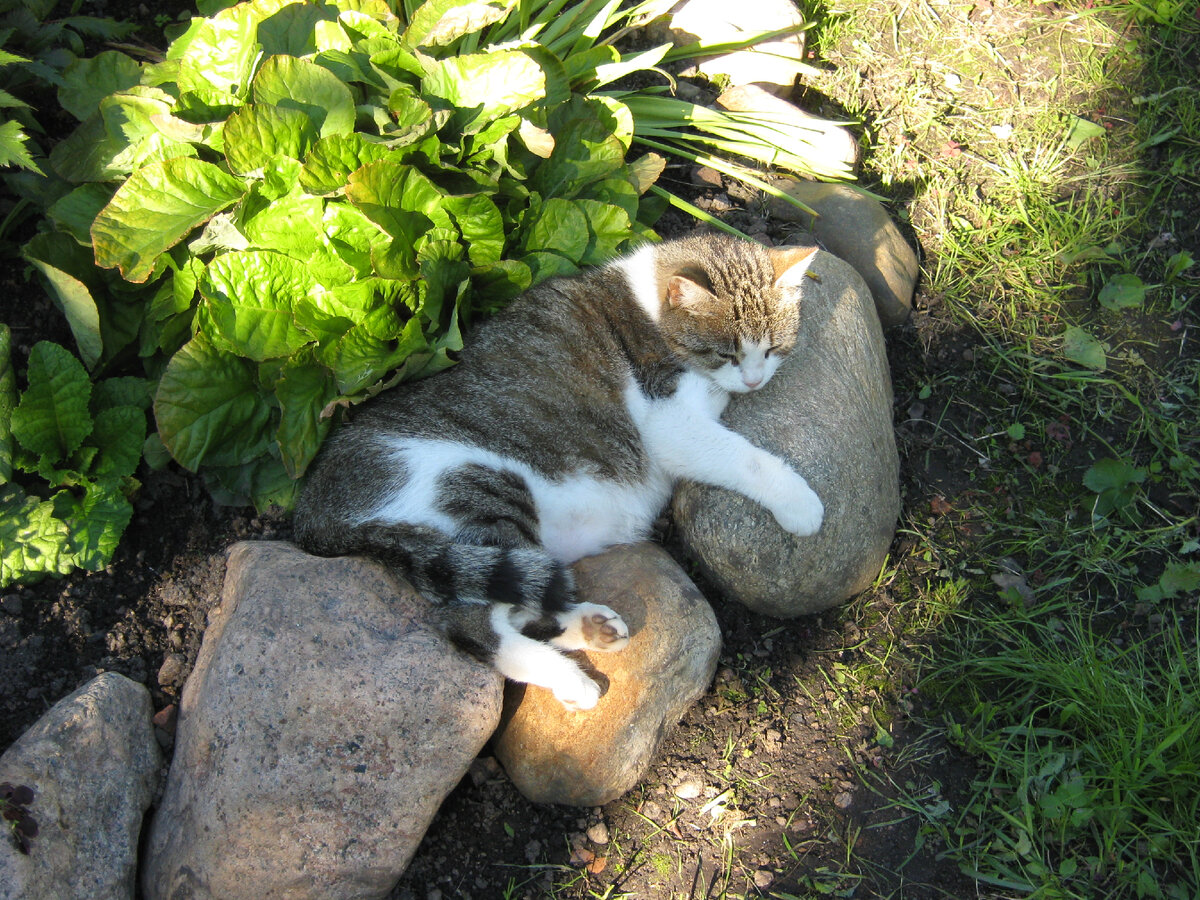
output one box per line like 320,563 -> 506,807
929,600 -> 1200,899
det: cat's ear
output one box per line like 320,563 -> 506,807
770,245 -> 818,288
665,274 -> 716,313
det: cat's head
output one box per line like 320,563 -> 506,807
656,236 -> 818,393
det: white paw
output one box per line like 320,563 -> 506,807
551,603 -> 630,653
551,668 -> 602,711
771,477 -> 824,537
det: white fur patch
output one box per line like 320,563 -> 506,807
361,437 -> 671,564
611,244 -> 661,322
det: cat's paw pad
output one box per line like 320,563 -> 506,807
772,482 -> 824,537
552,603 -> 630,652
551,670 -> 602,711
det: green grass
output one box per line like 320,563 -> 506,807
807,0 -> 1200,897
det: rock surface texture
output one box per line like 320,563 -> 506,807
141,541 -> 503,900
672,251 -> 900,618
493,543 -> 721,806
0,672 -> 160,900
647,0 -> 808,96
767,178 -> 919,329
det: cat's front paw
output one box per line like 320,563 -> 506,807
771,477 -> 824,537
551,668 -> 603,711
551,603 -> 630,653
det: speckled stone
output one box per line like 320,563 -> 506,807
141,542 -> 502,900
0,672 -> 160,900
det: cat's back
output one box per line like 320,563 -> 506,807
347,261 -> 662,476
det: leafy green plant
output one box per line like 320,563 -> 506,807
1,329 -> 146,585
0,781 -> 38,855
23,0 -> 672,516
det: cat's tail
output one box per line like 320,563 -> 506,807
295,520 -> 627,709
297,520 -> 574,618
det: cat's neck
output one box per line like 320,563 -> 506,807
610,243 -> 663,323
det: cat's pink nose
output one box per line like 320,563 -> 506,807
743,376 -> 762,389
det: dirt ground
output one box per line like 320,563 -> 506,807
2,3 -> 1019,899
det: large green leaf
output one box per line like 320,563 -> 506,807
445,194 -> 505,266
298,133 -> 391,194
252,55 -> 357,138
238,191 -> 326,258
274,351 -> 337,478
57,51 -> 142,122
23,234 -> 105,371
421,48 -> 548,132
92,157 -> 247,283
521,196 -> 588,260
46,183 -> 116,245
576,198 -> 631,265
0,484 -> 76,585
154,334 -> 274,471
199,250 -> 317,361
224,104 -> 318,174
9,342 -> 93,463
91,406 -> 146,479
167,3 -> 262,98
67,478 -> 135,572
402,0 -> 515,48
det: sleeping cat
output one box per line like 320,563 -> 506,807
293,233 -> 823,710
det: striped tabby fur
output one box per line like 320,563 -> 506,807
294,234 -> 823,709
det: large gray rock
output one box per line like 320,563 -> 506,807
672,252 -> 899,617
492,543 -> 720,806
646,0 -> 808,97
768,178 -> 919,329
141,541 -> 503,900
0,672 -> 160,900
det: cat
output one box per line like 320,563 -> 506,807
293,233 -> 823,710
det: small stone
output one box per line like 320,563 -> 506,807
640,800 -> 663,821
717,84 -> 859,174
586,822 -> 610,845
690,165 -> 723,188
647,0 -> 808,96
765,179 -> 919,329
753,870 -> 774,888
0,673 -> 160,900
156,653 -> 186,689
834,791 -> 854,810
674,778 -> 703,800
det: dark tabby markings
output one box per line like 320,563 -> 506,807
437,464 -> 540,547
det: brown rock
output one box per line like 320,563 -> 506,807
492,544 -> 720,806
767,178 -> 919,329
672,252 -> 900,617
141,542 -> 502,900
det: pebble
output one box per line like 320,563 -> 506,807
834,791 -> 854,810
586,822 -> 609,845
753,870 -> 774,888
674,778 -> 703,800
640,800 -> 663,821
